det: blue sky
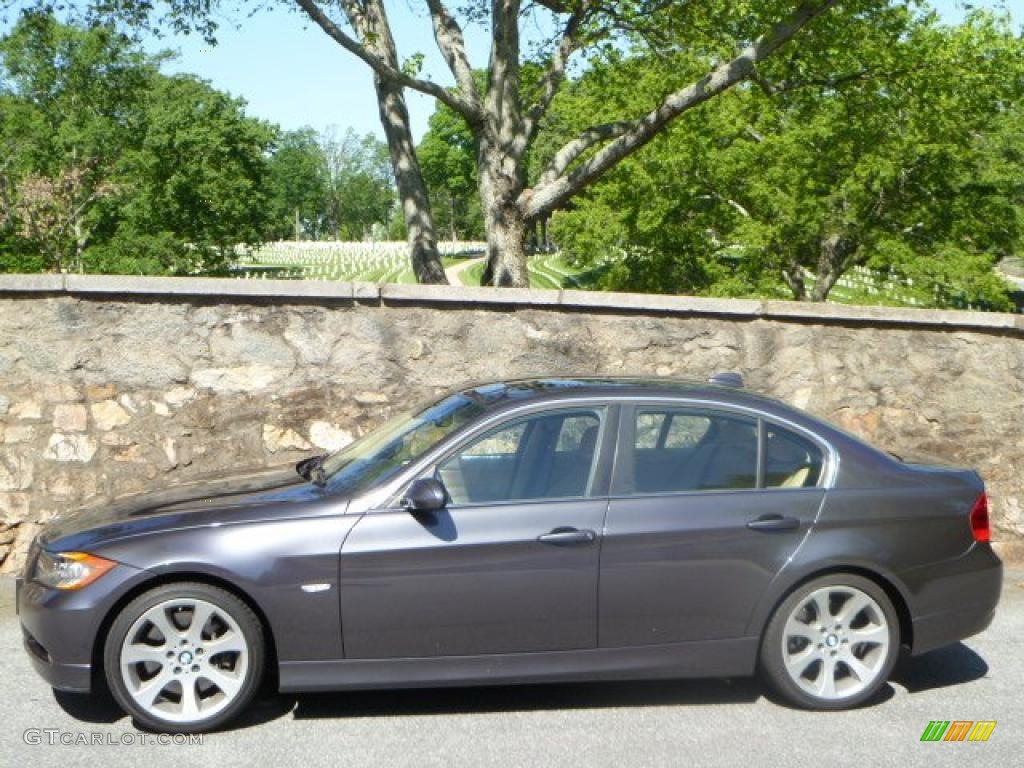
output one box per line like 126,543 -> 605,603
146,3 -> 496,141
4,1 -> 1020,141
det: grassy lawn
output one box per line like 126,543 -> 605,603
231,241 -> 1014,312
454,253 -> 608,290
234,241 -> 484,284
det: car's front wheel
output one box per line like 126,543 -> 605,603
103,582 -> 265,732
759,574 -> 899,710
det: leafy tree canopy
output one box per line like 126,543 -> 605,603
1,13 -> 278,274
547,7 -> 1023,308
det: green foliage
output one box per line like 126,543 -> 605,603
320,128 -> 396,241
401,52 -> 425,78
0,11 -> 158,271
266,128 -> 328,241
4,2 -> 1021,309
548,7 -> 1024,308
120,74 -> 276,271
417,87 -> 484,241
264,127 -> 397,243
84,229 -> 191,274
0,13 -> 275,274
0,230 -> 44,272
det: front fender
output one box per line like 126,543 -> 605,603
91,513 -> 358,663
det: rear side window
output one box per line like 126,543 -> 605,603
631,409 -> 757,493
764,426 -> 823,488
635,412 -> 711,450
664,413 -> 712,448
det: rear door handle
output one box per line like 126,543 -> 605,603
538,527 -> 597,545
746,514 -> 800,532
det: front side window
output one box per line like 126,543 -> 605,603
764,425 -> 824,488
438,409 -> 603,505
631,408 -> 757,493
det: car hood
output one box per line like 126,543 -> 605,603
39,462 -> 330,551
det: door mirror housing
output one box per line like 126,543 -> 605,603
401,477 -> 447,512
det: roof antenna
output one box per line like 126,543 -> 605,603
708,372 -> 744,388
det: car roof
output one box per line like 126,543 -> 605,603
452,376 -> 797,419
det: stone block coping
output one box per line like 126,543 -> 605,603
1,273 -> 1020,335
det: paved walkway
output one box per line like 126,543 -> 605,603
444,256 -> 486,286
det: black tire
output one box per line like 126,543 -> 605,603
103,582 -> 265,733
759,573 -> 900,710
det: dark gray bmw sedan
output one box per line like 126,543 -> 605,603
17,376 -> 1002,732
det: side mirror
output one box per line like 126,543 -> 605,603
401,477 -> 447,513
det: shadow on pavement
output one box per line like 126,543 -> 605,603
283,677 -> 762,723
54,677 -> 763,730
53,683 -> 298,732
53,688 -> 123,725
891,642 -> 989,693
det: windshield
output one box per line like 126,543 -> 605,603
320,392 -> 490,495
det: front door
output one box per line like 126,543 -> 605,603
339,405 -> 614,659
599,405 -> 826,647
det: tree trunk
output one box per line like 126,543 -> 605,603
478,139 -> 529,287
809,234 -> 856,301
297,0 -> 447,281
481,199 -> 528,286
373,81 -> 446,284
340,0 -> 447,284
782,261 -> 807,300
294,206 -> 301,241
73,216 -> 86,273
450,192 -> 457,242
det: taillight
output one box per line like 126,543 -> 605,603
970,493 -> 990,543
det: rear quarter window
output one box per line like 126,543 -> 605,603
632,409 -> 757,493
764,426 -> 824,488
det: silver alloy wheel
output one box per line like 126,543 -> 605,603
119,598 -> 250,723
781,585 -> 890,700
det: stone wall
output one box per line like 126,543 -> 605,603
2,274 -> 1023,571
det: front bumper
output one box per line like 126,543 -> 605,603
18,563 -> 148,694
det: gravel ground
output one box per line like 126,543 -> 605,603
2,571 -> 1021,768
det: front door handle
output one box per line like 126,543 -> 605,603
747,514 -> 800,532
537,527 -> 597,545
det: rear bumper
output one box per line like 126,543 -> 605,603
911,603 -> 996,657
906,544 -> 1003,656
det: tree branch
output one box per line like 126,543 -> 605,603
521,1 -> 591,147
486,0 -> 524,149
752,67 -> 873,95
522,0 -> 840,218
751,58 -> 935,98
536,121 -> 633,186
426,0 -> 481,110
293,0 -> 479,121
531,0 -> 572,11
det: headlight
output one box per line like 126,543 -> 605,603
34,551 -> 117,590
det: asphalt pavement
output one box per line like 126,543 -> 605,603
2,571 -> 1022,768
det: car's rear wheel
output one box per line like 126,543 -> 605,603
103,582 -> 265,732
759,574 -> 899,710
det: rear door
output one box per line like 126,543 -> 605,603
340,404 -> 617,659
599,403 -> 826,647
